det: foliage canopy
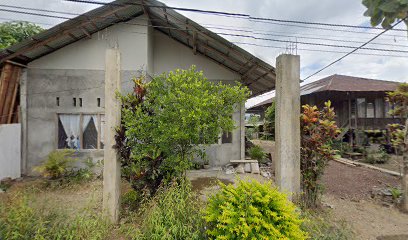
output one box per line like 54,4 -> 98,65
362,0 -> 408,28
204,179 -> 307,240
300,101 -> 339,208
0,21 -> 43,49
117,66 -> 249,194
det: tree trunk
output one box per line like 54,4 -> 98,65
402,118 -> 408,212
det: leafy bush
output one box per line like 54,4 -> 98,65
122,189 -> 142,211
332,140 -> 352,157
117,67 -> 249,195
301,101 -> 339,208
0,193 -> 112,240
34,150 -> 77,179
204,179 -> 307,240
264,101 -> 276,140
136,179 -> 205,240
248,145 -> 267,163
363,147 -> 390,164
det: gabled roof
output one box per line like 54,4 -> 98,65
248,74 -> 401,110
300,74 -> 399,95
0,0 -> 276,97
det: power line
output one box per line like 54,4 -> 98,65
302,18 -> 407,81
3,2 -> 408,42
1,7 -> 408,56
233,41 -> 408,58
65,0 -> 408,32
0,8 -> 71,20
220,32 -> 408,54
0,4 -> 79,16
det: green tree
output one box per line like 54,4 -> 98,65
0,21 -> 43,49
362,0 -> 408,210
386,83 -> 408,212
300,101 -> 339,208
248,114 -> 260,139
264,101 -> 276,140
362,0 -> 408,28
117,66 -> 250,194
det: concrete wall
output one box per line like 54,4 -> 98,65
22,16 -> 245,171
0,124 -> 21,179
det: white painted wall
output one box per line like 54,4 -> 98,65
28,17 -> 150,71
152,31 -> 239,80
0,124 -> 21,179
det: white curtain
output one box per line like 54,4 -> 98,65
82,115 -> 97,132
59,114 -> 80,149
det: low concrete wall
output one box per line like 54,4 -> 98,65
0,124 -> 21,179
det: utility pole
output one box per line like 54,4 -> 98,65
274,54 -> 301,200
103,48 -> 121,223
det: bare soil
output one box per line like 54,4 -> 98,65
252,139 -> 408,240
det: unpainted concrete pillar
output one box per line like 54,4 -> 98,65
103,48 -> 121,223
274,54 -> 301,199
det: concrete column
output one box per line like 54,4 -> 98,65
103,48 -> 121,223
240,103 -> 245,160
274,54 -> 301,198
20,69 -> 28,175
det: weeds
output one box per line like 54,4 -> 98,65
134,179 -> 206,240
302,211 -> 355,240
248,145 -> 267,163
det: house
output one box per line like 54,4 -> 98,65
248,74 -> 405,144
0,0 -> 277,174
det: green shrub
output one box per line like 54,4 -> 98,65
0,193 -> 112,240
204,179 -> 308,240
302,212 -> 354,240
390,187 -> 402,200
34,150 -> 77,179
136,179 -> 205,240
248,145 -> 267,163
363,147 -> 390,164
122,189 -> 142,211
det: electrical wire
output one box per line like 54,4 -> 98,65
1,7 -> 408,56
233,42 -> 408,58
2,2 -> 408,45
65,0 -> 408,32
302,18 -> 407,81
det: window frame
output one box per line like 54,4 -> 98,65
55,112 -> 105,151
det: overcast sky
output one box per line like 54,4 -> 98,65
1,0 -> 408,107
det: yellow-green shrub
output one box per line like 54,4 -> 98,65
204,179 -> 307,240
34,150 -> 77,179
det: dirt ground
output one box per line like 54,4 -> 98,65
253,139 -> 408,240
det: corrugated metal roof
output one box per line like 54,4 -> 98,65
0,0 -> 276,97
300,74 -> 399,94
248,74 -> 401,110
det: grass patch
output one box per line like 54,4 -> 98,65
302,211 -> 355,240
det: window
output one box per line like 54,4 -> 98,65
357,98 -> 366,118
385,101 -> 393,118
56,97 -> 60,106
57,113 -> 105,150
73,98 -> 77,107
97,98 -> 101,107
375,98 -> 384,118
79,98 -> 83,107
366,102 -> 374,118
222,131 -> 232,144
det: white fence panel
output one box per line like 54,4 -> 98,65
0,124 -> 21,179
